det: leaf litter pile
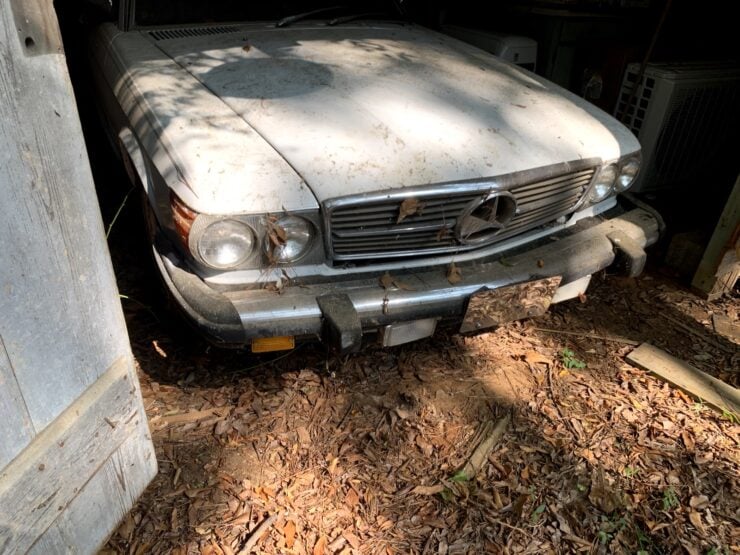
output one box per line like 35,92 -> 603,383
106,272 -> 738,555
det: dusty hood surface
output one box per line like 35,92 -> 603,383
105,23 -> 639,213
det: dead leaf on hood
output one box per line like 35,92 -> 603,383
447,262 -> 463,284
397,198 -> 424,223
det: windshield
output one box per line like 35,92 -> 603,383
134,1 -> 403,27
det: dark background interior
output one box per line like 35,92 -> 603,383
55,0 -> 739,282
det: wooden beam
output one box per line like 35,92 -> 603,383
0,336 -> 36,469
692,174 -> 740,300
27,429 -> 156,554
626,343 -> 740,415
0,357 -> 155,553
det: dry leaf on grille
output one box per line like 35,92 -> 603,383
447,262 -> 463,284
397,198 -> 425,223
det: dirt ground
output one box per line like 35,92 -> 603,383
101,232 -> 739,555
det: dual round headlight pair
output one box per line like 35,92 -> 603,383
588,157 -> 641,203
196,215 -> 313,269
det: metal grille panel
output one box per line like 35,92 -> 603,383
148,26 -> 242,41
326,164 -> 596,262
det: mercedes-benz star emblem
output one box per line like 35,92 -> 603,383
456,191 -> 517,245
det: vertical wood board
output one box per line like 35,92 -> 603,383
692,174 -> 740,299
27,423 -> 156,554
0,335 -> 36,469
0,0 -> 130,445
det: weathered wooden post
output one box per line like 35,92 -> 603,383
0,0 -> 156,552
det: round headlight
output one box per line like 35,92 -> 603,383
589,164 -> 618,203
197,219 -> 255,269
615,158 -> 641,192
265,215 -> 314,263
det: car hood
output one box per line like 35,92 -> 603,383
102,23 -> 638,214
153,23 -> 637,206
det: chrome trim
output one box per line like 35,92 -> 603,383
579,150 -> 642,208
220,209 -> 660,340
323,158 -> 601,263
456,190 -> 518,245
187,210 -> 325,272
202,197 -> 619,286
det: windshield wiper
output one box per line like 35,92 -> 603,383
276,5 -> 347,28
327,11 -> 405,25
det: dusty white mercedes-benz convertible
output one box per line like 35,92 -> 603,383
90,1 -> 660,352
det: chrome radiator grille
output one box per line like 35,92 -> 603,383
325,161 -> 598,263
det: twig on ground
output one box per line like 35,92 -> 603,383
533,327 -> 639,346
458,414 -> 510,481
237,513 -> 279,555
106,185 -> 135,239
547,366 -> 581,440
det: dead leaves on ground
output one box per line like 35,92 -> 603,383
110,274 -> 739,555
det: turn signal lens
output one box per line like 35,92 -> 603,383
252,336 -> 295,353
171,191 -> 197,246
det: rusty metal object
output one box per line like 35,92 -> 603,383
459,276 -> 562,334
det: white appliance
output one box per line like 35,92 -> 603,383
441,25 -> 537,71
614,62 -> 740,192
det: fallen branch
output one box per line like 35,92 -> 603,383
156,407 -> 226,427
533,327 -> 639,346
237,513 -> 279,555
458,414 -> 511,481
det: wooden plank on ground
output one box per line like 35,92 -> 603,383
626,343 -> 740,415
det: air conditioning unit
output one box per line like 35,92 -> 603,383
441,25 -> 537,71
614,62 -> 740,192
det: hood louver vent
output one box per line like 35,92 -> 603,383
148,26 -> 242,41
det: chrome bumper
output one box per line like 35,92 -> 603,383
154,208 -> 660,349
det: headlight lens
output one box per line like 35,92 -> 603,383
615,158 -> 641,192
197,219 -> 255,269
265,215 -> 314,262
589,164 -> 618,203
